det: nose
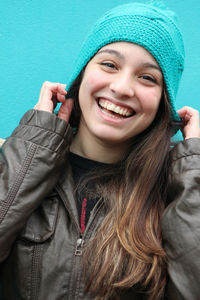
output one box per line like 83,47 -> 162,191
109,73 -> 134,98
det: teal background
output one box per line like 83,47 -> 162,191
0,0 -> 199,138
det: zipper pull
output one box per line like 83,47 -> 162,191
75,238 -> 84,256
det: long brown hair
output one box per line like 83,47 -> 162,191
67,71 -> 173,300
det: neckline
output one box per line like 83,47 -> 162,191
69,152 -> 110,171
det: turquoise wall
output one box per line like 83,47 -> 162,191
0,0 -> 199,138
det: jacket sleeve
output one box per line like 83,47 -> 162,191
0,109 -> 73,262
162,138 -> 200,300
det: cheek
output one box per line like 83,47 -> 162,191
141,89 -> 162,114
82,69 -> 108,94
79,70 -> 105,110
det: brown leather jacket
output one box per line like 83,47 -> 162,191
0,110 -> 199,299
162,137 -> 200,300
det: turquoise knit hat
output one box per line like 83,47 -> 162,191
67,1 -> 185,121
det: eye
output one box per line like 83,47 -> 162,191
100,62 -> 117,70
140,75 -> 157,84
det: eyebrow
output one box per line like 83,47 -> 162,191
142,63 -> 162,72
96,49 -> 162,72
96,49 -> 125,61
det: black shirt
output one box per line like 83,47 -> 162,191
69,152 -> 108,233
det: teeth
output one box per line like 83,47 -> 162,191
99,99 -> 133,117
100,108 -> 124,119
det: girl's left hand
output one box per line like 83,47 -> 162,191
177,106 -> 200,140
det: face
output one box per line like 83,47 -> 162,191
77,42 -> 163,148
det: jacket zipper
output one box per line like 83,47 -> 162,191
74,200 -> 104,257
75,237 -> 84,256
73,201 -> 104,300
56,185 -> 104,300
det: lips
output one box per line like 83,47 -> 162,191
97,98 -> 135,119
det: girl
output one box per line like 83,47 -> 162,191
0,2 -> 199,300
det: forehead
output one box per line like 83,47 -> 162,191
95,41 -> 160,67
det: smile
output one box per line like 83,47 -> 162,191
98,98 -> 135,119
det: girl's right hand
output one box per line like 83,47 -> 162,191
34,81 -> 74,123
177,106 -> 200,140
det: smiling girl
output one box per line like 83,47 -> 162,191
0,2 -> 200,300
70,42 -> 163,161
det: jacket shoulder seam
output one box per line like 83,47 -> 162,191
0,143 -> 37,225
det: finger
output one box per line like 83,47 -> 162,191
40,82 -> 67,95
35,84 -> 54,112
53,83 -> 67,96
177,106 -> 200,139
35,82 -> 67,113
177,106 -> 198,117
56,93 -> 66,103
58,98 -> 74,122
177,107 -> 198,124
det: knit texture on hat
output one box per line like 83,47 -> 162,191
67,1 -> 185,121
